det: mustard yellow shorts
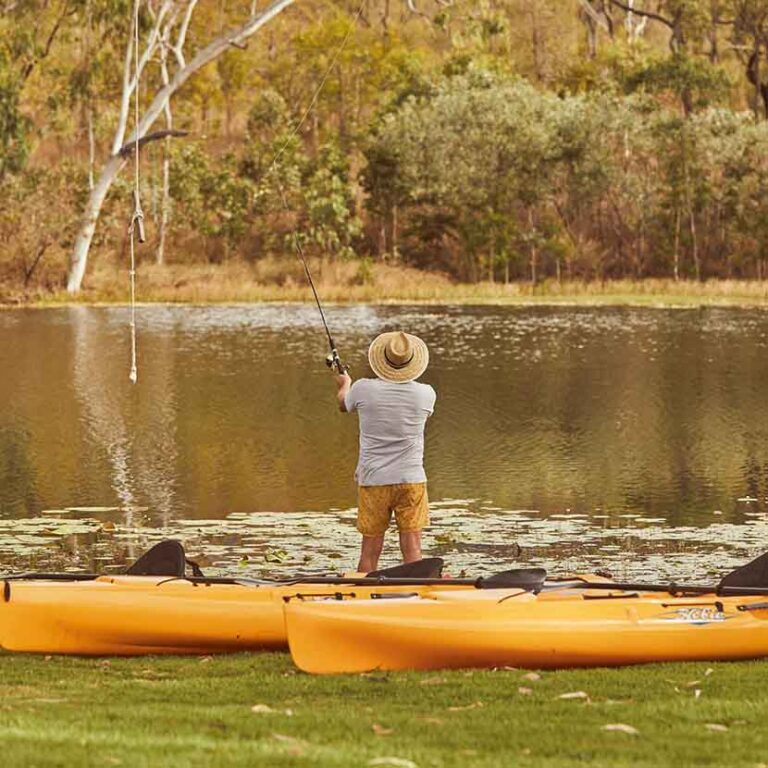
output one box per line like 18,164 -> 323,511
357,483 -> 429,537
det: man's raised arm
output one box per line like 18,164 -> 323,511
335,372 -> 352,412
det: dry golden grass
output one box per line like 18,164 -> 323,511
8,260 -> 768,307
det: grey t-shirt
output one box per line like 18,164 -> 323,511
344,378 -> 436,486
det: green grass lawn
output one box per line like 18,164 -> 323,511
0,653 -> 766,767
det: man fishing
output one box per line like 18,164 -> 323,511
334,331 -> 436,573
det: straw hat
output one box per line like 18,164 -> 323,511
368,331 -> 429,383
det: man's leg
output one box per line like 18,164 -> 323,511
394,483 -> 429,564
398,530 -> 422,563
358,535 -> 385,573
356,485 -> 391,572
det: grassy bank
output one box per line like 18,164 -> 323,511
1,652 -> 766,767
9,262 -> 768,308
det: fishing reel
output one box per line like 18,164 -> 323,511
325,348 -> 349,375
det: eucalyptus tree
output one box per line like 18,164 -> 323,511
729,0 -> 768,118
169,144 -> 252,259
66,0 -> 296,293
577,0 -> 615,58
238,91 -> 362,262
0,0 -> 78,179
608,0 -> 720,114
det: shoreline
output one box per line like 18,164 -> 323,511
7,264 -> 768,309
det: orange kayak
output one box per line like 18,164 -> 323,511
286,588 -> 768,673
0,575 -> 460,655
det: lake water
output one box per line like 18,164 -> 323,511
2,304 -> 768,580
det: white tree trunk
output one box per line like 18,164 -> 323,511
67,0 -> 296,293
67,154 -> 126,292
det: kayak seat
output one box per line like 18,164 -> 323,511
125,540 -> 203,578
719,551 -> 768,591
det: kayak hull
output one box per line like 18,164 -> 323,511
285,590 -> 768,673
0,576 -> 436,655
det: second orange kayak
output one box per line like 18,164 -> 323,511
286,588 -> 768,673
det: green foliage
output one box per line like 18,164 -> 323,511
0,64 -> 28,179
0,25 -> 30,179
8,0 -> 768,289
299,143 -> 362,259
170,145 -> 253,258
624,53 -> 731,111
363,64 -> 768,281
364,70 -> 613,277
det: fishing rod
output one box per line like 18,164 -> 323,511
261,7 -> 365,378
277,181 -> 348,375
295,239 -> 347,375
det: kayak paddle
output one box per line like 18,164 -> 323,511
207,567 -> 548,591
542,552 -> 768,598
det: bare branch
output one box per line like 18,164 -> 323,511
20,0 -> 75,82
405,0 -> 430,21
134,0 -> 296,146
578,0 -> 611,33
117,129 -> 189,158
173,0 -> 199,68
608,0 -> 671,28
112,0 -> 172,154
113,7 -> 136,154
23,240 -> 51,287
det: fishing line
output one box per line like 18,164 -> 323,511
264,1 -> 365,373
265,2 -> 365,178
279,185 -> 335,343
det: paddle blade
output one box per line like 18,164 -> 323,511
479,567 -> 547,591
367,558 -> 444,579
125,540 -> 187,577
718,552 -> 768,591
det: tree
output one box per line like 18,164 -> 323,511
0,0 -> 77,179
608,0 -> 715,114
730,0 -> 768,118
66,0 -> 296,293
0,53 -> 29,179
169,144 -> 252,260
299,142 -> 362,259
363,69 -> 601,281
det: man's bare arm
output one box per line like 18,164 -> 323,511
335,372 -> 352,412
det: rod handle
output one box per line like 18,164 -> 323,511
325,349 -> 348,374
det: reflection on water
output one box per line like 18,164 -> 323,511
71,306 -> 179,522
2,304 -> 768,575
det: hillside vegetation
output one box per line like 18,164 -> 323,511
3,1 -> 768,298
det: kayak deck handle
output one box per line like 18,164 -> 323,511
737,602 -> 768,612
